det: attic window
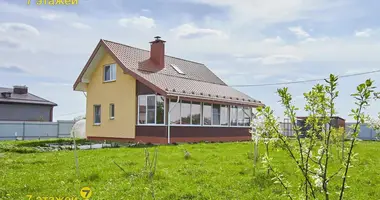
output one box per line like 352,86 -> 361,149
170,64 -> 185,75
104,64 -> 116,82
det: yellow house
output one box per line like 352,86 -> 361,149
73,36 -> 264,144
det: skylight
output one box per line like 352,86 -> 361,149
170,64 -> 185,75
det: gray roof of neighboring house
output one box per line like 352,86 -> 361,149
0,87 -> 57,106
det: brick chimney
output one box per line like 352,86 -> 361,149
13,85 -> 28,94
150,36 -> 166,69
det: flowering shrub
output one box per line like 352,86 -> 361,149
252,74 -> 376,199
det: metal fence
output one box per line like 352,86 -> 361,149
345,122 -> 378,140
280,120 -> 378,140
0,120 -> 75,140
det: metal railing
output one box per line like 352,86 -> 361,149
0,120 -> 74,140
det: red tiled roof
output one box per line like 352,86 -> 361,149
74,39 -> 264,107
103,40 -> 226,85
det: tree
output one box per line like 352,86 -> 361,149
253,74 -> 376,199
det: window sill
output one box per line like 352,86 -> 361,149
93,123 -> 101,126
136,124 -> 251,128
169,124 -> 251,128
103,80 -> 116,83
136,124 -> 166,127
110,117 -> 115,120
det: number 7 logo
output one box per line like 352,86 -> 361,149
80,187 -> 92,199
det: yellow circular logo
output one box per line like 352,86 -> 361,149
80,187 -> 92,199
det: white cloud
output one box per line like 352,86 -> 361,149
184,0 -> 343,24
41,13 -> 60,21
71,22 -> 91,30
236,54 -> 302,65
355,28 -> 372,37
262,36 -> 283,44
0,38 -> 21,50
141,9 -> 151,13
170,23 -> 228,39
0,23 -> 40,36
118,16 -> 156,29
301,37 -> 330,43
288,26 -> 310,38
1,0 -> 380,121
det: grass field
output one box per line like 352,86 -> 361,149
0,139 -> 379,200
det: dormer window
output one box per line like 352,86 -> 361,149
104,64 -> 116,82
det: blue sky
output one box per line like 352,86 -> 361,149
0,0 -> 379,121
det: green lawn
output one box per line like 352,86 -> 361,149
0,139 -> 379,200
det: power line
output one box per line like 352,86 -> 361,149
56,111 -> 85,117
230,69 -> 380,87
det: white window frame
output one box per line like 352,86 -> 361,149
202,102 -> 213,126
180,100 -> 192,125
137,96 -> 252,128
229,106 -> 252,128
104,63 -> 116,82
146,95 -> 156,125
93,104 -> 101,125
220,105 -> 230,126
211,104 -> 222,126
170,102 -> 254,128
109,103 -> 115,120
243,107 -> 252,126
190,101 -> 202,125
137,94 -> 166,126
229,105 -> 238,127
155,95 -> 166,125
170,100 -> 201,126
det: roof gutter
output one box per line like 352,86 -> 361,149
166,93 -> 264,107
167,96 -> 180,144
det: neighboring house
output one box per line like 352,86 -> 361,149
0,86 -> 57,122
73,36 -> 264,144
297,116 -> 346,137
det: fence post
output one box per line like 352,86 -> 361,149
22,122 -> 25,141
57,121 -> 60,138
342,129 -> 345,160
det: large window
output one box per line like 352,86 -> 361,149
109,103 -> 115,119
140,96 -> 251,127
230,106 -> 237,126
203,103 -> 212,125
170,100 -> 201,125
147,96 -> 155,124
156,96 -> 165,124
238,107 -> 244,126
181,101 -> 191,124
94,105 -> 101,125
212,104 -> 221,125
138,95 -> 165,125
170,99 -> 181,124
138,96 -> 146,124
191,102 -> 201,125
104,64 -> 116,82
243,107 -> 251,126
221,105 -> 229,126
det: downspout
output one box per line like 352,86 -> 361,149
168,96 -> 180,144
